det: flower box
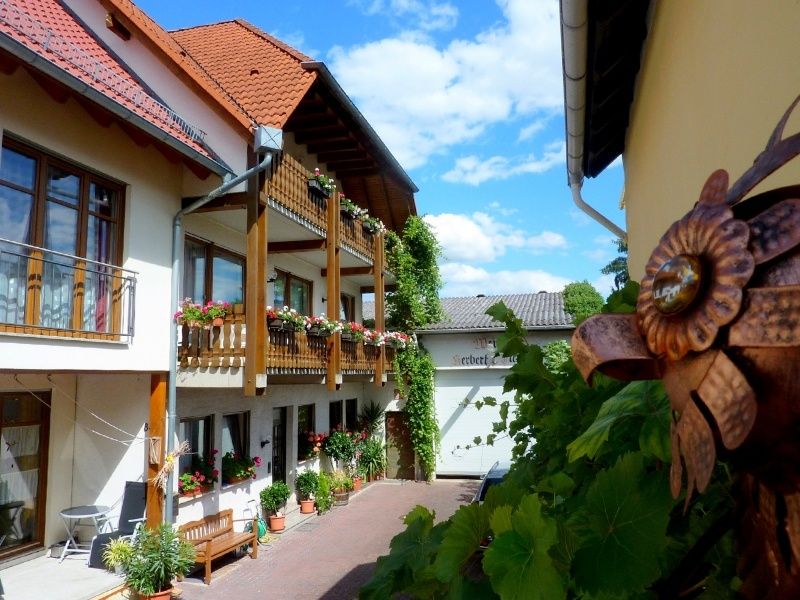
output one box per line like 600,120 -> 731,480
340,208 -> 356,220
268,318 -> 284,330
341,331 -> 353,342
308,178 -> 330,199
180,484 -> 213,498
306,325 -> 331,337
225,475 -> 252,486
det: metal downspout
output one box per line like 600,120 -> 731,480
571,182 -> 627,241
165,132 -> 280,524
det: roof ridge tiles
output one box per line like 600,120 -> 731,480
232,18 -> 315,63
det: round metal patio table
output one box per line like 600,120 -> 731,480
58,505 -> 110,563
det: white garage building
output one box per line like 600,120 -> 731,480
417,293 -> 572,476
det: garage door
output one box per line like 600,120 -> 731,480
435,369 -> 515,476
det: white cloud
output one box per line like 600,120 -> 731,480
593,274 -> 617,298
569,208 -> 592,227
442,141 -> 564,185
424,212 -> 567,263
329,0 -> 562,169
487,201 -> 517,217
517,120 -> 546,142
583,247 -> 611,262
440,263 -> 571,297
350,0 -> 459,31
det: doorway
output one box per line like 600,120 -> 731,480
0,391 -> 50,561
385,411 -> 415,480
272,407 -> 286,483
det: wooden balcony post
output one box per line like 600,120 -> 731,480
327,189 -> 341,390
374,232 -> 385,386
147,373 -> 166,526
245,150 -> 267,396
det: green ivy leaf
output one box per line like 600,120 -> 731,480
567,381 -> 669,462
571,453 -> 673,595
434,503 -> 491,583
473,436 -> 483,446
484,495 -> 565,600
483,397 -> 497,407
360,505 -> 446,599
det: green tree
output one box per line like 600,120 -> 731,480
601,238 -> 630,290
562,280 -> 603,325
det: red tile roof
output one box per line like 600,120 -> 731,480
99,0 -> 254,134
0,0 -> 218,161
171,20 -> 317,128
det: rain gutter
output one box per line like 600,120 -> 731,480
560,0 -> 627,242
165,126 -> 282,524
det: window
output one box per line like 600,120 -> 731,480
297,403 -> 316,460
183,236 -> 244,304
329,400 -> 343,431
346,399 -> 358,430
273,270 -> 311,315
178,416 -> 213,477
0,138 -> 123,332
221,412 -> 250,457
340,294 -> 355,322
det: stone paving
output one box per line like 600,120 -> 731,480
174,478 -> 478,600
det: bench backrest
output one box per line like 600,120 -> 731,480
179,508 -> 234,542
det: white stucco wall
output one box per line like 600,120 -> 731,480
0,67 -> 226,372
174,382 -> 368,525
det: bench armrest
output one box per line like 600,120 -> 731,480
188,535 -> 214,545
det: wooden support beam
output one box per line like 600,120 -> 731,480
321,266 -> 373,277
294,127 -> 350,145
147,373 -> 166,527
374,233 -> 385,387
244,151 -> 266,395
181,191 -> 250,212
360,284 -> 397,294
327,189 -> 341,391
256,170 -> 268,379
269,239 -> 326,253
306,139 -> 359,154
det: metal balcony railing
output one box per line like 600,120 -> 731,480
0,237 -> 137,340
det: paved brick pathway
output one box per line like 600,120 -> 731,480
175,479 -> 478,600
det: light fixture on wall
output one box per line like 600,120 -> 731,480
260,438 -> 271,448
321,297 -> 327,303
267,270 -> 278,283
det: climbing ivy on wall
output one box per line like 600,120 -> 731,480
384,216 -> 443,480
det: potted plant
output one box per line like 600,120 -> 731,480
276,306 -> 305,331
363,329 -> 384,346
339,196 -> 365,220
358,438 -> 387,481
102,537 -> 134,576
308,167 -> 334,199
204,300 -> 231,327
295,470 -> 319,514
177,450 -> 219,497
330,470 -> 354,506
304,314 -> 341,337
221,451 -> 260,484
357,401 -> 385,437
340,321 -> 366,342
299,431 -> 327,461
105,524 -> 195,599
322,430 -> 357,470
360,215 -> 386,235
260,481 -> 291,532
315,471 -> 333,514
383,331 -> 412,350
173,298 -> 205,328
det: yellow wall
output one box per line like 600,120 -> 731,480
623,0 -> 800,278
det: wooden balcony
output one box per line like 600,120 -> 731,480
177,309 -> 393,380
264,152 -> 377,264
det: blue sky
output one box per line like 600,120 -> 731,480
137,0 -> 626,297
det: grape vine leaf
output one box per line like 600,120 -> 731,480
434,502 -> 491,582
571,453 -> 673,595
490,505 -> 513,536
567,381 -> 669,462
360,505 -> 447,599
483,494 -> 565,600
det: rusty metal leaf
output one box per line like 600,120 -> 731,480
696,351 -> 756,450
675,401 -> 716,499
748,199 -> 800,265
729,286 -> 800,347
669,421 -> 682,499
571,314 -> 660,383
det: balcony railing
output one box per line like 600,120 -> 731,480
177,310 -> 394,378
0,237 -> 136,340
265,153 -> 378,264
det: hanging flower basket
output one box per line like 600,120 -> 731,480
308,178 -> 330,199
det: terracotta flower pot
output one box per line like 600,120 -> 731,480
268,514 -> 285,532
353,477 -> 362,492
139,588 -> 173,600
299,499 -> 315,514
226,475 -> 251,485
212,317 -> 224,327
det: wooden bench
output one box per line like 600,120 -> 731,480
179,508 -> 258,584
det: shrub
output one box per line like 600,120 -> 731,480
316,472 -> 333,513
295,470 -> 319,501
260,481 -> 291,516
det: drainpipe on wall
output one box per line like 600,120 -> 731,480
165,126 -> 282,524
561,0 -> 627,242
